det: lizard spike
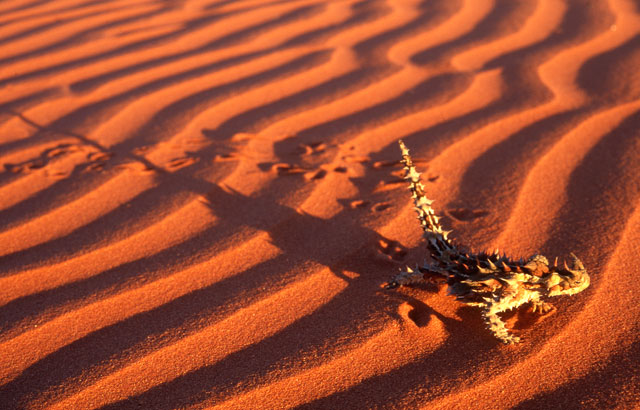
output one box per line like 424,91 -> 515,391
570,252 -> 585,271
487,259 -> 497,270
553,256 -> 558,269
563,260 -> 570,271
499,260 -> 511,272
417,197 -> 433,206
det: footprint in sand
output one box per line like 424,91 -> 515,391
166,156 -> 199,171
398,302 -> 431,327
346,200 -> 389,212
4,160 -> 45,173
117,161 -> 156,174
299,141 -> 327,156
376,238 -> 407,263
82,151 -> 116,172
87,152 -> 115,162
4,143 -> 84,173
350,199 -> 371,209
304,169 -> 326,181
213,153 -> 238,162
271,163 -> 307,176
45,143 -> 82,158
373,157 -> 437,185
372,202 -> 391,212
44,169 -> 72,178
85,162 -> 106,171
269,163 -> 329,181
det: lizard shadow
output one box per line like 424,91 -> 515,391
0,164 -> 412,408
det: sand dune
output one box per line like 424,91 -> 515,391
1,0 -> 639,409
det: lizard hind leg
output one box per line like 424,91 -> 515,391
482,305 -> 521,344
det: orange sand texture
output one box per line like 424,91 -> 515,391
1,0 -> 640,409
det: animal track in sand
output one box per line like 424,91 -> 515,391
166,156 -> 199,171
304,169 -> 326,181
3,144 -> 85,174
299,141 -> 327,156
117,161 -> 156,174
372,202 -> 391,212
87,151 -> 115,162
374,158 -> 438,188
46,144 -> 83,158
376,238 -> 407,263
83,151 -> 116,172
213,153 -> 238,162
267,162 -> 347,181
4,160 -> 45,173
398,302 -> 431,328
271,163 -> 307,175
349,199 -> 370,209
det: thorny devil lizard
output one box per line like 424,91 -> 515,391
385,140 -> 590,344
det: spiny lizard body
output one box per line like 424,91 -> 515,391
386,140 -> 590,344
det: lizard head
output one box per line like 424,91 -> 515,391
544,253 -> 590,297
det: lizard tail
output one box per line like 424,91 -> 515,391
386,140 -> 459,289
398,140 -> 457,263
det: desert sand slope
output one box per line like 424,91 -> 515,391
1,0 -> 639,409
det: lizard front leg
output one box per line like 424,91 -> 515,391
385,266 -> 425,289
482,304 -> 521,344
531,300 -> 556,314
385,263 -> 448,289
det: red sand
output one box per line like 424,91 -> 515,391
1,0 -> 639,409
